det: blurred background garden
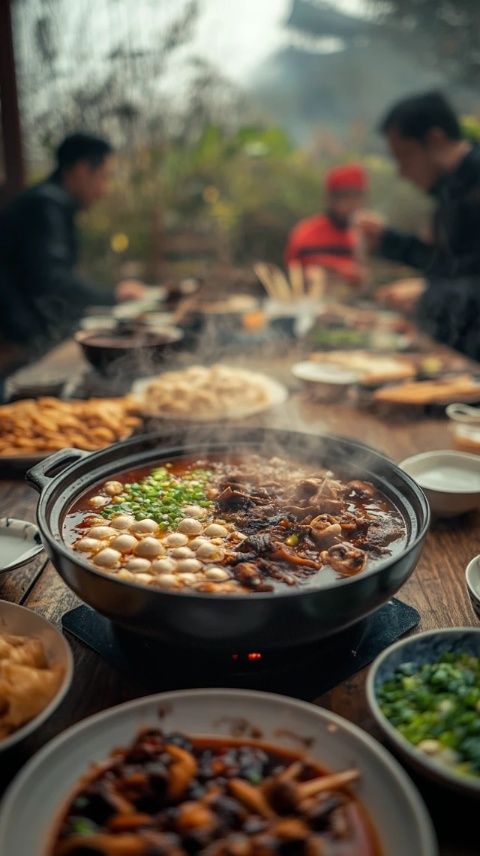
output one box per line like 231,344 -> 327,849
9,0 -> 480,288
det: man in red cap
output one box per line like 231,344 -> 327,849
285,163 -> 368,286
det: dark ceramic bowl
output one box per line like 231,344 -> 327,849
75,327 -> 183,373
367,628 -> 480,796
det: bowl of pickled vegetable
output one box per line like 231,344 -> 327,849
367,628 -> 480,795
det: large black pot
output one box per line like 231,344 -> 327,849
26,428 -> 430,651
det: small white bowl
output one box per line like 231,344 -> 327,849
292,361 -> 358,400
399,450 -> 480,517
0,601 -> 73,751
466,555 -> 480,619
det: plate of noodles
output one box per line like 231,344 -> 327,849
132,364 -> 288,421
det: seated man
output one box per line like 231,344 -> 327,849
285,164 -> 368,288
357,92 -> 480,357
0,133 -> 146,366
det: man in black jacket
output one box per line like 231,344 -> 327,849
0,133 -> 146,364
357,92 -> 480,357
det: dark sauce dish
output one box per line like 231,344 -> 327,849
26,428 -> 429,651
75,327 -> 183,372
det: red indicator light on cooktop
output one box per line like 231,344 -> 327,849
230,652 -> 263,663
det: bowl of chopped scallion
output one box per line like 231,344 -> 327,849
367,628 -> 480,795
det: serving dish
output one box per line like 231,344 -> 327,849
0,688 -> 437,855
75,327 -> 183,372
367,628 -> 480,797
399,450 -> 480,517
26,428 -> 429,649
465,555 -> 480,619
309,351 -> 415,387
0,601 -> 73,752
373,374 -> 480,406
132,367 -> 288,421
292,360 -> 358,387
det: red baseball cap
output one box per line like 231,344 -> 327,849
326,163 -> 368,193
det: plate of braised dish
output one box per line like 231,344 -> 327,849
0,689 -> 437,855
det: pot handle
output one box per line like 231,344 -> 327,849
26,448 -> 90,493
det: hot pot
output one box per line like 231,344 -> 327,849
26,428 -> 430,651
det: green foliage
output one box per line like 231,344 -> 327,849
79,123 -> 431,284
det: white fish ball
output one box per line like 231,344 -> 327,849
204,523 -> 228,538
170,546 -> 195,559
177,573 -> 198,586
164,532 -> 188,547
126,557 -> 152,573
154,574 -> 177,587
88,495 -> 109,509
103,481 -> 124,496
176,558 -> 202,574
134,537 -> 164,558
87,525 -> 117,540
134,573 -> 154,584
94,548 -> 121,568
75,537 -> 101,553
110,533 -> 137,553
182,504 -> 206,518
196,542 -> 225,562
152,558 -> 178,574
111,515 -> 135,530
177,517 -> 203,535
131,519 -> 159,535
205,567 -> 230,581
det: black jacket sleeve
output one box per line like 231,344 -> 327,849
25,195 -> 114,312
378,227 -> 435,272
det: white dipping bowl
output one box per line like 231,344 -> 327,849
399,450 -> 480,517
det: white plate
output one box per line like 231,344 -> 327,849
399,450 -> 480,517
292,360 -> 359,385
132,372 -> 288,421
0,601 -> 73,752
0,689 -> 437,855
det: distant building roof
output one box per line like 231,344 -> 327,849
286,0 -> 370,41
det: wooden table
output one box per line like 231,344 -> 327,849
1,339 -> 479,855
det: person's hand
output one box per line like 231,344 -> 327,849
354,211 -> 387,251
375,278 -> 425,314
115,280 -> 148,302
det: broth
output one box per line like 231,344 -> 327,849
63,453 -> 406,595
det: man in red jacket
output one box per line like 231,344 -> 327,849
285,164 -> 368,287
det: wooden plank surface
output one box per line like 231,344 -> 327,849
1,341 -> 480,855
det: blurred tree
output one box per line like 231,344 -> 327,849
370,1 -> 480,85
14,0 -> 201,161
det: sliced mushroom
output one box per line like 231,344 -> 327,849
165,743 -> 198,801
320,543 -> 367,576
228,778 -> 276,819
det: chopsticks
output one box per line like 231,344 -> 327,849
254,262 -> 325,302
